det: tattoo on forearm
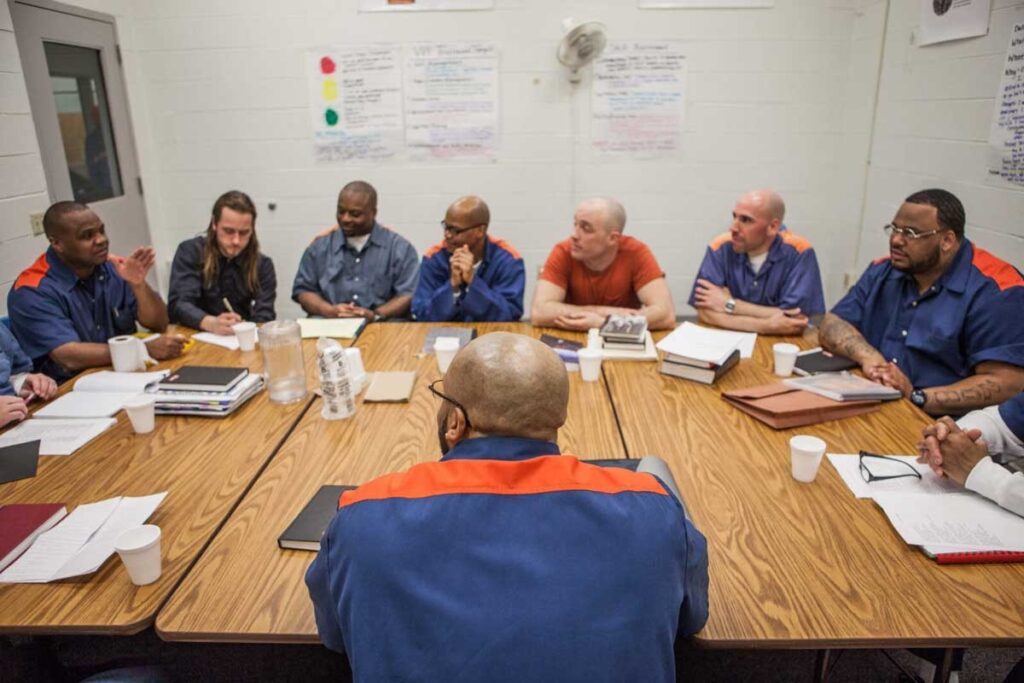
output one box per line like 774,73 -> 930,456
820,315 -> 878,362
930,378 -> 1003,410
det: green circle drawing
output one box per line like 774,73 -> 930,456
325,108 -> 339,127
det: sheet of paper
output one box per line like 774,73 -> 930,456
873,492 -> 1024,552
655,322 -> 752,363
0,493 -> 166,583
0,418 -> 116,456
34,392 -> 138,419
918,0 -> 991,47
74,371 -> 169,394
592,42 -> 687,158
297,318 -> 365,339
307,46 -> 404,161
192,332 -> 240,350
404,42 -> 499,161
826,454 -> 962,499
987,19 -> 1024,187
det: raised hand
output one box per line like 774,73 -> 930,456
109,246 -> 156,285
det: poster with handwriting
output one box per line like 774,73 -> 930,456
918,0 -> 991,46
987,22 -> 1024,187
591,42 -> 687,158
307,47 -> 404,162
404,43 -> 499,161
359,0 -> 492,11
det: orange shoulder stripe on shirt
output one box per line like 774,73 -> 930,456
779,231 -> 812,253
339,455 -> 668,508
972,247 -> 1024,290
424,239 -> 448,259
709,232 -> 731,251
13,253 -> 49,290
489,236 -> 522,260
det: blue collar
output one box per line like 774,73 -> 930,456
46,247 -> 100,293
440,435 -> 561,462
336,222 -> 384,253
887,239 -> 972,295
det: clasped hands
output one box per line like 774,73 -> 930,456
916,415 -> 988,486
449,246 -> 476,291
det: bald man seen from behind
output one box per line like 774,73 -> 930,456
306,332 -> 709,683
689,189 -> 825,335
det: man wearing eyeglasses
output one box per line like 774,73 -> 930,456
917,393 -> 1024,517
292,181 -> 419,321
411,196 -> 525,322
306,333 -> 708,682
688,189 -> 825,334
819,188 -> 1024,416
531,197 -> 676,330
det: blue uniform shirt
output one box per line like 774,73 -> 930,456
291,223 -> 418,311
306,436 -> 709,683
7,248 -> 138,383
0,324 -> 32,396
688,227 -> 826,315
411,236 -> 525,322
831,240 -> 1024,390
999,393 -> 1024,442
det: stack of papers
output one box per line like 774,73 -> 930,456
784,373 -> 902,402
151,373 -> 265,417
297,318 -> 365,340
33,371 -> 169,419
0,492 -> 166,583
655,322 -> 756,364
0,418 -> 117,456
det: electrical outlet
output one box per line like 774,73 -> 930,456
30,212 -> 45,236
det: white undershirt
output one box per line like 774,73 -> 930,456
346,234 -> 370,252
748,251 -> 768,275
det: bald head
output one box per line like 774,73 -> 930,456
577,197 -> 627,233
446,195 -> 490,228
742,189 -> 785,223
444,332 -> 568,440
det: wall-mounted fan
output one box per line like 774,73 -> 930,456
556,18 -> 607,83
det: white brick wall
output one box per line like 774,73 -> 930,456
0,1 -> 50,316
855,0 -> 1024,276
3,0 -> 1018,323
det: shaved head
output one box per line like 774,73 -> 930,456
577,197 -> 627,233
446,195 -> 490,227
742,189 -> 785,223
444,332 -> 568,441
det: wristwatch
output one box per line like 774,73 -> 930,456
724,298 -> 737,315
910,389 -> 927,408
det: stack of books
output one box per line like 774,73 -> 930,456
783,373 -> 902,402
599,314 -> 648,352
655,322 -> 744,385
152,366 -> 265,417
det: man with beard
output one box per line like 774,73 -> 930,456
819,189 -> 1024,416
306,332 -> 708,682
7,201 -> 185,383
292,181 -> 418,321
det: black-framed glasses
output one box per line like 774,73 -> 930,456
858,451 -> 922,483
883,223 -> 944,240
428,379 -> 472,430
441,220 -> 484,237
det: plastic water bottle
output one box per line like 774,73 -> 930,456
317,338 -> 355,420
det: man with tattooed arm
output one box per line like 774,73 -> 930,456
818,189 -> 1024,416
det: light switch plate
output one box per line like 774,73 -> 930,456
30,212 -> 44,236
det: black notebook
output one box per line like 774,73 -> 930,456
278,485 -> 356,551
0,440 -> 41,485
793,348 -> 858,376
158,366 -> 248,392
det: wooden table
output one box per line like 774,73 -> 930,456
0,327 -> 328,635
605,333 -> 1024,650
156,322 -> 625,643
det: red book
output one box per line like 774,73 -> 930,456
934,551 -> 1024,565
0,503 -> 68,572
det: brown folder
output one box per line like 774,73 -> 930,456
722,382 -> 880,429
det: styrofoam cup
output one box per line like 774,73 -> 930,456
344,347 -> 367,393
114,525 -> 162,586
577,347 -> 602,382
435,337 -> 460,374
790,435 -> 827,483
123,394 -> 156,434
233,322 -> 257,351
773,343 -> 800,377
586,328 -> 601,350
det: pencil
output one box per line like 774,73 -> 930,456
223,298 -> 235,314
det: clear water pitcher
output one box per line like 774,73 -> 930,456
260,320 -> 307,404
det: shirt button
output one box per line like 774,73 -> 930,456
892,358 -> 898,364
901,330 -> 908,337
353,294 -> 359,300
354,277 -> 359,281
356,258 -> 361,264
911,301 -> 917,307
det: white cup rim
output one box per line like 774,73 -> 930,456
790,435 -> 826,452
123,394 -> 156,410
114,524 -> 161,553
773,343 -> 800,353
232,322 -> 256,332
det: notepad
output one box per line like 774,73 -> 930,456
0,418 -> 116,456
278,485 -> 356,551
297,318 -> 366,339
32,370 -> 169,419
364,371 -> 416,402
192,332 -> 240,350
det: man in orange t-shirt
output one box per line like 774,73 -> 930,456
531,197 -> 675,331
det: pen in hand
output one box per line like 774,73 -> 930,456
222,298 -> 235,314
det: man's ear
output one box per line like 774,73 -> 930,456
767,218 -> 782,237
444,404 -> 470,450
940,230 -> 959,254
